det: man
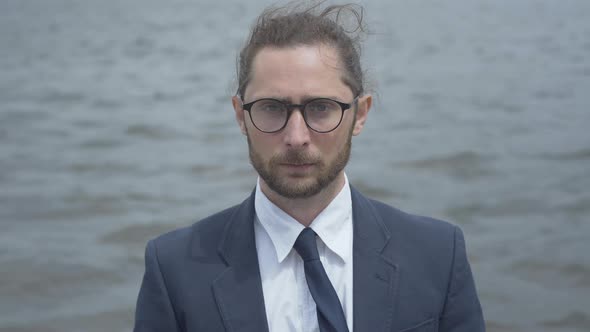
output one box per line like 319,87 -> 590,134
134,3 -> 485,332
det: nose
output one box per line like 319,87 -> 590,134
282,109 -> 310,147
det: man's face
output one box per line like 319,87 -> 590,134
233,44 -> 371,199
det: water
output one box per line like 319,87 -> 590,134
1,0 -> 589,331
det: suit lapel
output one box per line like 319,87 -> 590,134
351,187 -> 399,332
209,186 -> 399,332
212,192 -> 270,332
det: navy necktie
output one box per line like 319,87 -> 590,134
293,227 -> 349,332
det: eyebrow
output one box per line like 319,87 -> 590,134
250,95 -> 346,104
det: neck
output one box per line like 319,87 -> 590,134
259,173 -> 346,227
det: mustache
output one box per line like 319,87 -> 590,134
270,150 -> 321,165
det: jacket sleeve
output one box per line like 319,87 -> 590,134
439,226 -> 486,331
134,240 -> 180,332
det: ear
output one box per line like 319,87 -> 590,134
232,95 -> 247,135
352,94 -> 372,136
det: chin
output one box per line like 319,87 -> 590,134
262,176 -> 315,198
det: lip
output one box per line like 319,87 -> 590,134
280,163 -> 315,170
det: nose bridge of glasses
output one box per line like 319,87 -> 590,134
285,103 -> 305,112
284,102 -> 308,122
284,103 -> 307,126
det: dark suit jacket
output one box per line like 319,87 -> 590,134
134,186 -> 485,332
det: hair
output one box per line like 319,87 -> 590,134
236,1 -> 367,99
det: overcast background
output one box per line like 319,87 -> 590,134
1,0 -> 589,331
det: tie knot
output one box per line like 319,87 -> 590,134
294,227 -> 320,262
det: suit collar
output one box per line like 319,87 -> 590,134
212,191 -> 270,332
351,186 -> 400,332
216,190 -> 257,266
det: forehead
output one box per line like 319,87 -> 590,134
245,44 -> 353,101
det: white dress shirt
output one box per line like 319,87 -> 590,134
254,175 -> 354,332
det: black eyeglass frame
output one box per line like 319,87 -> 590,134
241,97 -> 359,133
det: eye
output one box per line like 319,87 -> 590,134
307,100 -> 338,113
255,100 -> 284,113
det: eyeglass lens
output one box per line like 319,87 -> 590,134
249,99 -> 344,132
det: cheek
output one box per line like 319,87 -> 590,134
314,132 -> 343,153
248,132 -> 279,154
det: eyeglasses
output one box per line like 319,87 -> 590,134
242,97 -> 358,133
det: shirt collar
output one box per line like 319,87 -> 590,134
254,175 -> 353,264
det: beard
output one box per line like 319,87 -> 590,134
247,129 -> 353,199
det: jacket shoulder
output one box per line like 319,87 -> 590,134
148,203 -> 242,259
368,197 -> 458,238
